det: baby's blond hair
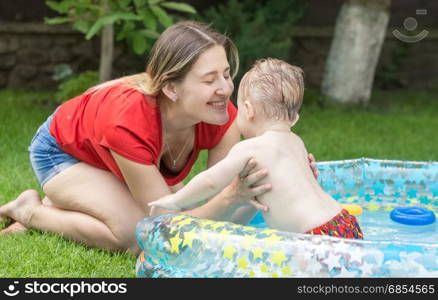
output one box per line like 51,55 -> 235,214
239,58 -> 304,123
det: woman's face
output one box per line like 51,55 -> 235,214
174,45 -> 234,125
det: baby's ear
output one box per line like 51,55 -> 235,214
291,113 -> 300,126
244,100 -> 256,120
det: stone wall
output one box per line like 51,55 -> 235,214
0,23 -> 145,90
1,22 -> 437,90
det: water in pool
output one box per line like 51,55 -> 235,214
357,210 -> 437,244
249,208 -> 437,244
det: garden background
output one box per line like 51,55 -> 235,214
0,0 -> 437,277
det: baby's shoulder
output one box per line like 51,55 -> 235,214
228,137 -> 264,156
289,132 -> 306,148
230,138 -> 256,152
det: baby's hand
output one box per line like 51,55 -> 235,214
148,194 -> 182,211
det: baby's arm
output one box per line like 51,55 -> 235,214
148,143 -> 252,210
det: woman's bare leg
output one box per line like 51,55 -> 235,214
0,162 -> 147,255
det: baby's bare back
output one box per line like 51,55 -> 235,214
248,131 -> 341,233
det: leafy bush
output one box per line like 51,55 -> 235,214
198,0 -> 305,87
54,71 -> 99,103
375,43 -> 410,90
52,64 -> 74,82
46,0 -> 197,55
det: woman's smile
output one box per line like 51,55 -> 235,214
207,100 -> 227,111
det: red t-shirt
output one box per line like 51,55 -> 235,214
50,83 -> 237,186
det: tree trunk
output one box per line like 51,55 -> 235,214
99,23 -> 114,82
321,0 -> 391,104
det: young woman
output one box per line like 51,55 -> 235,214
0,21 -> 317,255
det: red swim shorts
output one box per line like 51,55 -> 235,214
306,209 -> 363,239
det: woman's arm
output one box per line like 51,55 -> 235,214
149,143 -> 252,210
111,148 -> 266,219
111,151 -> 172,214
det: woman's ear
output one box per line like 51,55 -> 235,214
162,81 -> 178,102
244,100 -> 256,120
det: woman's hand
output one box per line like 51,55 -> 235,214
308,153 -> 319,179
222,158 -> 271,212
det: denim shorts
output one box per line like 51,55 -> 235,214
28,110 -> 80,187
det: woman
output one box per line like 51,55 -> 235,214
0,21 -> 317,255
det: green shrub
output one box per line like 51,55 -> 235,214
198,0 -> 305,89
375,43 -> 410,90
54,71 -> 99,103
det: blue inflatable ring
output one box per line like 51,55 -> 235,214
390,206 -> 436,226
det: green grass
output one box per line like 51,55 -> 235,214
0,90 -> 136,277
296,89 -> 438,161
0,88 -> 437,277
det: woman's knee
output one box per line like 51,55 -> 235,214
109,231 -> 140,255
110,241 -> 139,256
127,243 -> 141,256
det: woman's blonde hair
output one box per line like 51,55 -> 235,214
119,20 -> 239,96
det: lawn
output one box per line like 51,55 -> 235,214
0,88 -> 437,277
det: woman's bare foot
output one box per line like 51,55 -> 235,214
0,222 -> 27,235
0,190 -> 41,226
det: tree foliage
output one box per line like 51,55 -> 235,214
45,0 -> 197,55
199,0 -> 305,85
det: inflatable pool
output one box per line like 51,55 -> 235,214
136,158 -> 438,277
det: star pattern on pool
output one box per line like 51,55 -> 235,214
136,158 -> 438,278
